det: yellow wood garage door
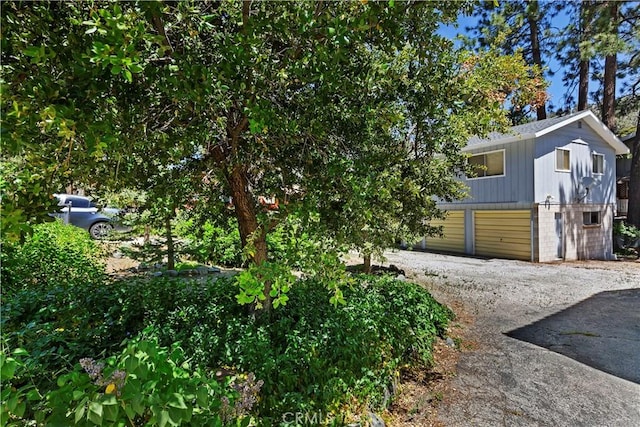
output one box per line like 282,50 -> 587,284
474,210 -> 531,260
425,211 -> 465,253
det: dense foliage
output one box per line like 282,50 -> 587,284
1,221 -> 105,294
3,269 -> 452,424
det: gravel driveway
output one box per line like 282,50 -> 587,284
378,250 -> 640,427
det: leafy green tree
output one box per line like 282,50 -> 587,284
464,0 -> 556,120
2,1 -> 545,310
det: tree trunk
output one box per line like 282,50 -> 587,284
578,59 -> 589,111
165,214 -> 175,270
602,2 -> 618,130
527,0 -> 546,120
627,112 -> 640,228
363,253 -> 372,274
228,163 -> 271,311
578,0 -> 592,112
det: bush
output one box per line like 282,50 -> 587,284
613,220 -> 640,253
4,271 -> 452,424
44,336 -> 257,426
1,338 -> 259,426
142,275 -> 453,421
1,279 -> 145,392
1,220 -> 105,294
175,213 -> 329,269
175,217 -> 243,267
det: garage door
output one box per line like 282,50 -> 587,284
425,210 -> 465,253
474,210 -> 531,260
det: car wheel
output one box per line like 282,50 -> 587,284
89,221 -> 113,239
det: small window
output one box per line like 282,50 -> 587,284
583,211 -> 601,226
556,148 -> 570,171
592,153 -> 604,174
469,150 -> 505,178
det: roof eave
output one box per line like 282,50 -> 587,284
464,110 -> 629,155
533,110 -> 629,155
462,133 -> 534,152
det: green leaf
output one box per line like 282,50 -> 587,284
75,404 -> 86,424
102,394 -> 117,406
124,69 -> 133,83
85,27 -> 97,34
88,401 -> 103,425
196,387 -> 208,407
26,389 -> 42,401
14,401 -> 26,418
0,358 -> 16,380
103,403 -> 119,422
12,348 -> 29,357
167,392 -> 187,409
159,409 -> 170,427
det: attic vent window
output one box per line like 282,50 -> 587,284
578,121 -> 582,128
555,148 -> 571,172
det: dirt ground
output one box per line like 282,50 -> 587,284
371,250 -> 640,427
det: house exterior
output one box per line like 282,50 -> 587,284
420,110 -> 629,262
615,132 -> 636,218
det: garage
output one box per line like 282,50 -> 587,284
425,210 -> 465,253
474,210 -> 531,260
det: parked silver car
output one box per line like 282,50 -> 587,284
51,194 -> 116,239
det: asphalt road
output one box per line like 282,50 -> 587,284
378,250 -> 640,427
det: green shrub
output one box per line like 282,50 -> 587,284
1,220 -> 105,294
1,279 -> 146,392
4,271 -> 452,424
43,336 -> 256,426
1,338 -> 258,426
175,213 -> 329,269
613,221 -> 640,253
1,345 -> 42,424
175,217 -> 243,267
143,275 -> 453,421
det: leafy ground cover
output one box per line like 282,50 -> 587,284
1,223 -> 454,425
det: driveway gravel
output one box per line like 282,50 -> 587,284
376,250 -> 640,427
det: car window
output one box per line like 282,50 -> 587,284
66,196 -> 90,208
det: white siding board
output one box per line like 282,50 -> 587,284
460,139 -> 535,205
534,121 -> 617,205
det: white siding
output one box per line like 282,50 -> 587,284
534,121 -> 617,206
459,139 -> 536,204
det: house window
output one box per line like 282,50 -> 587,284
555,148 -> 570,171
583,211 -> 601,226
468,150 -> 505,178
592,153 -> 604,174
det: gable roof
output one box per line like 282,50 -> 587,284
465,110 -> 629,155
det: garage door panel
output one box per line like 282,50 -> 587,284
425,211 -> 464,253
475,210 -> 531,261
